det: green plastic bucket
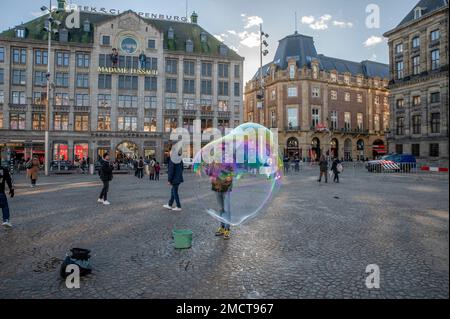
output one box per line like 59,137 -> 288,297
173,229 -> 193,249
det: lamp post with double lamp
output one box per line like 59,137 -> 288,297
257,24 -> 269,110
41,1 -> 61,176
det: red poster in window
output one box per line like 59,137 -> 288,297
74,144 -> 88,160
55,144 -> 68,161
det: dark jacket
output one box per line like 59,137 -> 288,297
168,159 -> 184,185
0,166 -> 13,194
319,159 -> 328,172
331,160 -> 341,173
99,159 -> 113,181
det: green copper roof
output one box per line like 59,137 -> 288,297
0,10 -> 242,60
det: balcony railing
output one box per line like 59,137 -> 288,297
285,126 -> 300,132
218,111 -> 231,118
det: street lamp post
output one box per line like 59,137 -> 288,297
258,24 -> 269,109
41,1 -> 61,176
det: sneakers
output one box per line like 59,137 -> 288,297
97,198 -> 104,203
103,200 -> 111,205
172,207 -> 182,212
2,221 -> 13,228
163,204 -> 173,210
215,227 -> 225,236
223,229 -> 231,240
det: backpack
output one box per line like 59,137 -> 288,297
337,163 -> 343,173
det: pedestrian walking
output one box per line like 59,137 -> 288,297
317,155 -> 328,183
133,159 -> 139,177
331,158 -> 342,183
283,155 -> 290,174
26,157 -> 40,188
137,157 -> 144,179
149,158 -> 156,180
155,162 -> 161,181
163,158 -> 184,211
0,165 -> 15,228
98,153 -> 113,205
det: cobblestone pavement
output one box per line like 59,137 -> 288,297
0,166 -> 448,299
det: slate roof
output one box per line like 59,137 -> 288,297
252,32 -> 389,80
0,10 -> 242,60
397,0 -> 448,27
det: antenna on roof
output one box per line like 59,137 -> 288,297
185,0 -> 188,19
294,12 -> 298,34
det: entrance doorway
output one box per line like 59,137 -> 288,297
372,140 -> 386,159
344,139 -> 352,161
286,137 -> 300,159
310,137 -> 321,161
330,138 -> 339,159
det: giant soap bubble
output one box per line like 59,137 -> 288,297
193,123 -> 282,226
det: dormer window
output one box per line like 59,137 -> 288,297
15,27 -> 26,39
59,29 -> 68,43
414,7 -> 423,19
200,32 -> 207,43
168,27 -> 174,40
186,39 -> 193,53
83,20 -> 90,32
219,44 -> 228,56
412,36 -> 420,48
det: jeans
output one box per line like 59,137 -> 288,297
138,168 -> 144,179
168,184 -> 181,208
99,180 -> 109,201
216,192 -> 231,230
155,173 -> 160,180
0,193 -> 10,222
333,171 -> 339,183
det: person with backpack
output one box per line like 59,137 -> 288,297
331,158 -> 343,183
98,153 -> 113,205
317,155 -> 328,183
163,157 -> 184,211
26,157 -> 40,188
137,157 -> 144,179
154,162 -> 161,181
0,165 -> 15,228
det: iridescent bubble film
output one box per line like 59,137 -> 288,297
193,123 -> 283,226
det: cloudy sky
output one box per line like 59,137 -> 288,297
0,0 -> 418,82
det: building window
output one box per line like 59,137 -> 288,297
144,77 -> 157,91
12,91 -> 26,105
183,60 -> 195,76
54,93 -> 69,106
118,75 -> 138,90
311,108 -> 320,128
429,143 -> 439,157
218,100 -> 229,111
98,74 -> 112,89
218,63 -> 229,78
76,53 -> 90,68
12,69 -> 26,85
411,144 -> 420,157
0,69 -> 3,85
218,81 -> 229,96
118,56 -> 139,69
0,112 -> 3,129
144,96 -> 157,109
396,117 -> 405,135
0,91 -> 4,104
55,72 -> 69,87
12,48 -> 27,64
270,110 -> 276,128
396,99 -> 404,108
412,36 -> 420,49
289,65 -> 295,80
431,50 -> 440,70
331,90 -> 337,100
32,113 -> 46,130
414,7 -> 422,19
102,35 -> 111,45
312,87 -> 320,98
383,113 -> 389,131
34,71 -> 47,86
183,79 -> 195,94
395,43 -> 403,54
344,112 -> 351,130
0,47 -> 4,62
201,80 -> 212,95
357,113 -> 363,130
396,61 -> 404,79
234,65 -> 240,78
98,94 -> 111,107
412,95 -> 421,106
183,98 -> 196,110
330,111 -> 338,130
345,92 -> 351,102
412,56 -> 420,75
144,117 -> 157,132
9,112 -> 26,130
234,82 -> 240,97
165,59 -> 178,74
396,144 -> 403,154
431,113 -> 440,133
357,93 -> 363,103
287,87 -> 297,97
35,49 -> 48,65
165,97 -> 177,109
330,73 -> 337,82
201,62 -> 212,77
145,57 -> 158,71
76,73 -> 89,88
164,117 -> 177,132
74,114 -> 89,131
412,115 -> 421,134
56,52 -> 70,67
117,116 -> 137,132
148,39 -> 156,49
75,94 -> 89,107
118,95 -> 138,108
97,115 -> 111,131
374,114 -> 380,131
33,92 -> 47,105
165,78 -> 177,93
54,113 -> 69,131
431,29 -> 440,42
430,92 -> 440,104
287,108 -> 298,129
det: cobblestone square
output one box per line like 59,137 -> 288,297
0,167 -> 448,299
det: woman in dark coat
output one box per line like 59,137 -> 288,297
317,155 -> 328,183
98,153 -> 113,205
331,158 -> 342,183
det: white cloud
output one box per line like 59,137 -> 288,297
238,31 -> 260,48
228,30 -> 237,35
301,16 -> 315,24
332,20 -> 354,28
241,13 -> 246,17
302,14 -> 332,30
244,15 -> 263,29
364,36 -> 384,47
370,53 -> 378,61
229,45 -> 239,53
214,34 -> 225,42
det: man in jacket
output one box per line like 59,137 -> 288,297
318,155 -> 328,183
163,157 -> 184,211
331,158 -> 342,183
98,153 -> 113,205
0,165 -> 15,228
